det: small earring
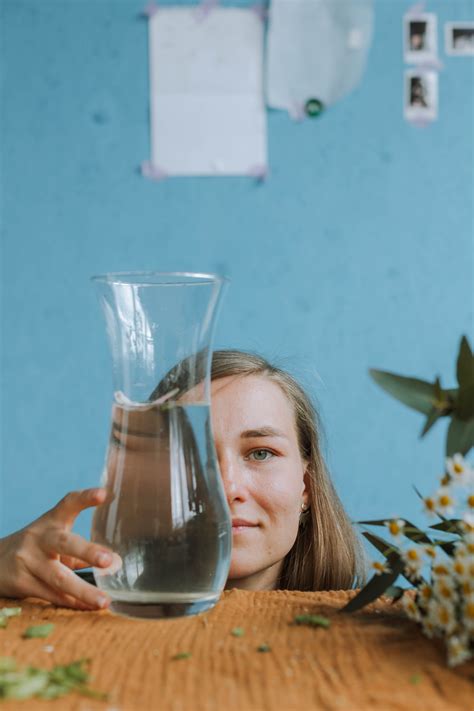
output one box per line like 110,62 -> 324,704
301,503 -> 308,511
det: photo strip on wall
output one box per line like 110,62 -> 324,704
403,9 -> 439,126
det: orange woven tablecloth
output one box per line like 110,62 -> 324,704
0,589 -> 472,711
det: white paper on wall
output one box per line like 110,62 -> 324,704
266,0 -> 374,118
145,7 -> 267,177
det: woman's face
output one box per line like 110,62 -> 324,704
210,374 -> 310,590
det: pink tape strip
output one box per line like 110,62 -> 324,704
141,161 -> 168,181
417,58 -> 444,71
288,102 -> 306,122
248,164 -> 269,182
251,3 -> 268,22
406,2 -> 426,16
408,117 -> 432,129
142,2 -> 159,18
194,0 -> 219,23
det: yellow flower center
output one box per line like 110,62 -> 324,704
389,522 -> 401,535
424,498 -> 435,511
439,495 -> 451,507
439,608 -> 450,625
453,462 -> 464,474
407,549 -> 419,561
468,495 -> 474,508
465,603 -> 474,620
433,565 -> 449,575
454,562 -> 465,575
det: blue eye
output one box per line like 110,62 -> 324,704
249,449 -> 273,462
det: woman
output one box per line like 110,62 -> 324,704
0,350 -> 367,610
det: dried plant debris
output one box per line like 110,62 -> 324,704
293,614 -> 331,629
230,627 -> 245,637
22,624 -> 55,639
257,643 -> 271,652
171,652 -> 192,661
0,657 -> 107,701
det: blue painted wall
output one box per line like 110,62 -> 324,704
1,0 -> 473,542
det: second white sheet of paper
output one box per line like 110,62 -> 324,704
266,0 -> 374,116
148,7 -> 267,177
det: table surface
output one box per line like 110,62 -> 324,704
0,589 -> 472,711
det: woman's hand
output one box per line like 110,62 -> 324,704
0,488 -> 113,610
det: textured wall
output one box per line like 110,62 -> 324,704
1,0 -> 473,540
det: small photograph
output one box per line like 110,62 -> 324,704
404,13 -> 438,64
445,22 -> 474,56
404,70 -> 438,123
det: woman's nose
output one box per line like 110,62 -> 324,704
217,453 -> 249,504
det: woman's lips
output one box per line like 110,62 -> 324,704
232,519 -> 258,533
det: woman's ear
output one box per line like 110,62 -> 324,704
301,464 -> 311,508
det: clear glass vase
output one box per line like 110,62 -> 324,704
90,272 -> 232,619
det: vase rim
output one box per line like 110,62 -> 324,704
91,271 -> 229,287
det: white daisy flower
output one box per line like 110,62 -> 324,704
432,558 -> 453,578
371,560 -> 390,576
417,582 -> 434,609
384,518 -> 405,542
447,634 -> 472,667
435,487 -> 456,516
453,555 -> 474,582
422,496 -> 438,518
401,547 -> 424,577
420,616 -> 437,639
446,454 -> 471,486
462,595 -> 474,632
461,512 -> 474,535
427,599 -> 457,635
433,577 -> 457,606
401,593 -> 420,622
422,544 -> 437,560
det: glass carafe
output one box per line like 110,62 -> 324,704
90,272 -> 232,619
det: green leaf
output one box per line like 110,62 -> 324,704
384,586 -> 405,604
369,370 -> 436,415
420,407 -> 444,437
0,658 -> 16,673
456,335 -> 474,388
2,670 -> 49,700
231,627 -> 245,637
361,530 -> 400,558
293,614 -> 330,628
340,555 -> 405,614
22,624 -> 55,639
446,416 -> 474,457
361,531 -> 425,587
0,608 -> 21,618
171,652 -> 192,660
257,644 -> 271,652
0,657 -> 106,702
357,520 -> 432,545
429,520 -> 463,534
455,383 -> 474,421
0,617 -> 7,629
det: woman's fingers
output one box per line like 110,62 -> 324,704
26,574 -> 96,611
50,488 -> 108,526
41,529 -> 113,570
28,558 -> 110,610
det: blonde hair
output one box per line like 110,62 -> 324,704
211,350 -> 367,591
